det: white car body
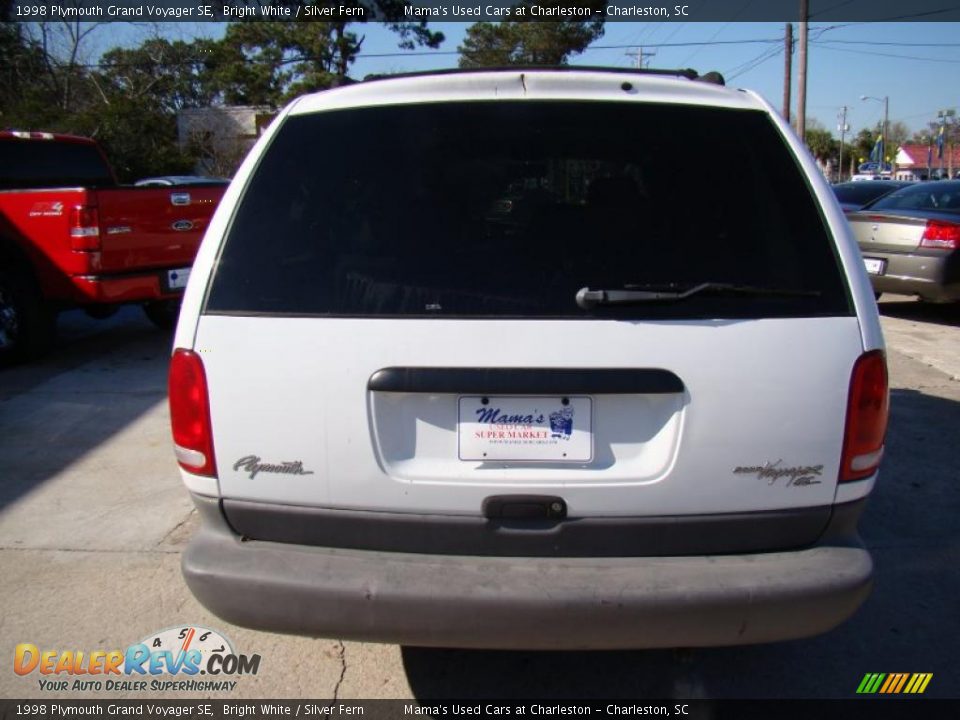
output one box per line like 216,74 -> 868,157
170,69 -> 887,649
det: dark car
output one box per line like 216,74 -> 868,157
832,180 -> 913,212
848,180 -> 960,302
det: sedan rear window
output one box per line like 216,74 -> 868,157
206,101 -> 851,319
833,181 -> 909,206
867,182 -> 960,214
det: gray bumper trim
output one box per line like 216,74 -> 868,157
183,494 -> 873,650
864,250 -> 960,302
221,497 -> 846,557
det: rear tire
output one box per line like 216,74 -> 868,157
0,265 -> 56,367
143,299 -> 181,330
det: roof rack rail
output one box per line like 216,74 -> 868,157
362,66 -> 724,85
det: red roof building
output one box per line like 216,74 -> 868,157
895,143 -> 960,180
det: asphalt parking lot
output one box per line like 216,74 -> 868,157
1,297 -> 958,700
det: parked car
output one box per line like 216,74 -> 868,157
848,180 -> 960,302
832,180 -> 913,212
0,131 -> 226,365
135,176 -> 230,187
170,67 -> 887,650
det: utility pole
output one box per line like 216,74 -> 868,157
837,106 -> 849,182
797,0 -> 809,142
861,95 -> 890,174
626,47 -> 657,69
937,109 -> 956,178
782,23 -> 793,122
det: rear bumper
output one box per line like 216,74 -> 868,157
183,495 -> 873,649
69,269 -> 186,304
862,249 -> 960,302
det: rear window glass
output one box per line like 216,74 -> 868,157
206,101 -> 851,319
833,182 -> 906,206
0,139 -> 114,190
868,182 -> 960,214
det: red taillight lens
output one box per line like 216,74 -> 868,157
69,205 -> 100,251
840,350 -> 889,482
169,349 -> 217,477
920,219 -> 960,250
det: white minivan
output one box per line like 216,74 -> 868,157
170,68 -> 888,649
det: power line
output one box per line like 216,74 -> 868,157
809,0 -> 858,18
589,39 -> 781,49
813,40 -> 960,47
811,42 -> 960,64
678,0 -> 756,66
725,45 -> 784,81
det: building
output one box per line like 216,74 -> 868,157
177,106 -> 277,176
894,143 -> 960,181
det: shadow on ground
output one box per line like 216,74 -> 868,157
402,386 -> 960,699
0,306 -> 172,511
879,297 -> 960,327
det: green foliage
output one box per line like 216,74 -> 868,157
851,128 -> 877,165
805,127 -> 836,162
80,99 -> 195,182
0,24 -> 50,127
459,14 -> 605,67
1,8 -> 445,180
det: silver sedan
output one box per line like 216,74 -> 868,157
848,180 -> 960,302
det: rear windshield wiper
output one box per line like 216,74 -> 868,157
575,283 -> 822,309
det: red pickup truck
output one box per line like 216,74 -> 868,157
0,131 -> 226,365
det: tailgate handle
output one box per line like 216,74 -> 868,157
171,192 -> 191,206
483,495 -> 567,520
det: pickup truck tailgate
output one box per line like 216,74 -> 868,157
95,186 -> 223,272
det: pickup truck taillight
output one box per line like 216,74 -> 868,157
919,219 -> 960,250
840,350 -> 889,482
169,349 -> 217,477
69,205 -> 101,251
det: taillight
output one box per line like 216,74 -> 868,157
69,205 -> 100,251
920,219 -> 960,250
840,350 -> 889,482
169,349 -> 217,477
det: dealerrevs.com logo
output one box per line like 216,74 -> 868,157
14,626 -> 261,693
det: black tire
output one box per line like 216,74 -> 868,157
143,299 -> 181,330
0,265 -> 56,367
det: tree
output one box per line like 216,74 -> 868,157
852,127 -> 878,166
215,9 -> 443,103
459,12 -> 605,67
94,38 -> 221,113
0,22 -> 50,126
1,7 -> 445,178
887,120 -> 909,150
23,21 -> 106,113
805,127 -> 836,163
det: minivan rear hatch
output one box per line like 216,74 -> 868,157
194,89 -> 860,549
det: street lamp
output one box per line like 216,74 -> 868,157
861,95 -> 889,173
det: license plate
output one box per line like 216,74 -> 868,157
458,396 -> 593,462
165,267 -> 191,291
863,257 -> 885,275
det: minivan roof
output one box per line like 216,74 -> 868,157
288,67 -> 762,117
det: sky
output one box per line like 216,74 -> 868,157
90,20 -> 960,137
